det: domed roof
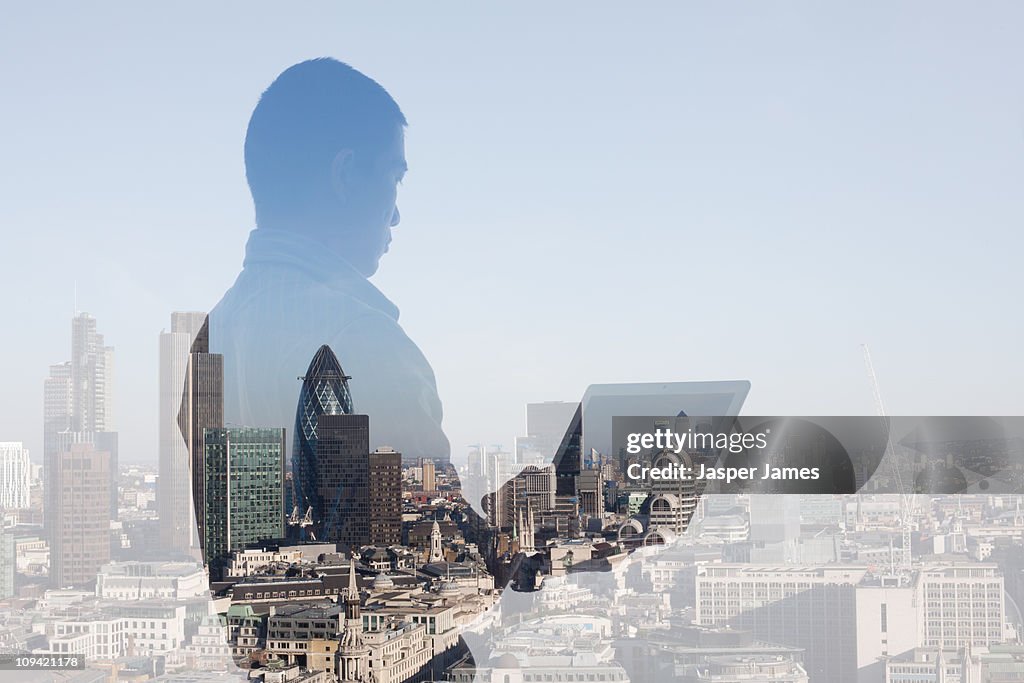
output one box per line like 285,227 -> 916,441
373,573 -> 394,590
618,517 -> 645,537
439,581 -> 461,598
652,449 -> 693,469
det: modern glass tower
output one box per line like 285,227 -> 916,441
292,344 -> 353,536
202,427 -> 286,564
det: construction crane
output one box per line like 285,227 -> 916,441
287,505 -> 316,540
286,472 -> 317,541
862,344 -> 915,572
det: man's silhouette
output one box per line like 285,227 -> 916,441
208,58 -> 449,460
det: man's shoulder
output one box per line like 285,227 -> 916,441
213,264 -> 387,329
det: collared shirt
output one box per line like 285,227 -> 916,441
209,228 -> 450,460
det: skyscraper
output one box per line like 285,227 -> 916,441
316,414 -> 369,549
158,312 -> 211,556
202,427 -> 286,564
51,442 -> 110,588
43,361 -> 72,543
368,447 -> 402,546
44,314 -> 118,562
178,316 -> 224,554
421,458 -> 436,493
0,442 -> 31,510
70,313 -> 114,434
292,345 -> 353,532
552,403 -> 582,498
526,401 -> 581,462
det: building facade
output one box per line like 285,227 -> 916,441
369,447 -> 402,546
292,344 -> 354,535
179,316 -> 224,554
51,442 -> 111,588
158,311 -> 209,556
203,427 -> 286,563
0,441 -> 30,509
316,413 -> 369,548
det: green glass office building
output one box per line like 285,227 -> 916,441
203,427 -> 286,564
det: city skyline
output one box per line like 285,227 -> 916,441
5,4 -> 1024,468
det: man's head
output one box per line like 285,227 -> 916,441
244,58 -> 407,277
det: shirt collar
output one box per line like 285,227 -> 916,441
242,228 -> 400,320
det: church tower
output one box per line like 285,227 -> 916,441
337,557 -> 368,682
429,520 -> 443,562
522,501 -> 536,554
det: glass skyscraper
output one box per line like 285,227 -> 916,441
291,344 -> 353,535
202,427 -> 286,564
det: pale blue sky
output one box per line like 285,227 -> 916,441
2,3 -> 1023,463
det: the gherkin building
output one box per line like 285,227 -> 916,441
291,344 -> 353,536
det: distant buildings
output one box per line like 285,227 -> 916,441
421,458 -> 436,494
0,441 -> 30,509
696,561 -> 1009,683
95,561 -> 207,600
0,528 -> 14,599
43,313 -> 119,576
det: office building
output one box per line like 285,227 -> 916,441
919,564 -> 1005,649
526,401 -> 581,461
43,313 -> 119,548
42,361 -> 72,525
643,449 -> 697,534
43,361 -> 73,445
697,562 -> 1008,683
158,311 -> 210,555
578,467 -> 605,518
0,527 -> 14,599
203,427 -> 286,564
70,312 -> 114,433
316,414 -> 369,548
749,496 -> 801,563
292,344 -> 353,529
421,458 -> 436,493
696,564 -> 866,682
179,316 -> 224,553
0,442 -> 31,509
51,442 -> 111,588
369,447 -> 402,546
552,403 -> 582,497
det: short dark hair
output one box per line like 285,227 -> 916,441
244,58 -> 407,220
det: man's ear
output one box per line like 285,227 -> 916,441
329,148 -> 356,202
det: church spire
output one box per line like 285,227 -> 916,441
338,557 -> 367,682
344,556 -> 360,621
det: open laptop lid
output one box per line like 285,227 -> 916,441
580,380 -> 750,457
